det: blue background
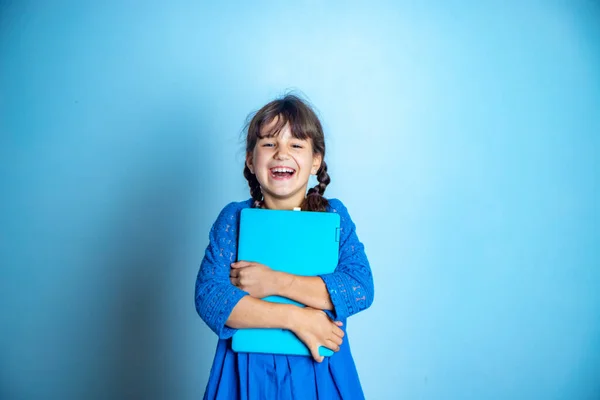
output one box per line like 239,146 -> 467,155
1,1 -> 599,399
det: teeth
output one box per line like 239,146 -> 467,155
271,168 -> 294,173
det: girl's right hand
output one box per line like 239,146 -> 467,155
289,307 -> 344,363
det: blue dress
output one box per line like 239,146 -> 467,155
195,198 -> 374,400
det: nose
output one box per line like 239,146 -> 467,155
274,147 -> 290,160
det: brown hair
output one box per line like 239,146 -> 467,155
243,94 -> 330,211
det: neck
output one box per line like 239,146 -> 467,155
262,192 -> 306,210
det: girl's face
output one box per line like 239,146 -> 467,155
246,120 -> 322,210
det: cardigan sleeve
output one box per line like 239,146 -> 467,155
319,199 -> 375,320
194,202 -> 248,339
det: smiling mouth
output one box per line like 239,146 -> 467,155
269,167 -> 296,179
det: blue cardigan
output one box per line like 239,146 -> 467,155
195,198 -> 374,338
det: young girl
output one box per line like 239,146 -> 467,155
195,94 -> 374,399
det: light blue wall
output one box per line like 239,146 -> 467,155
1,1 -> 599,399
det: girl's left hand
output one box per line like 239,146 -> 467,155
230,261 -> 283,298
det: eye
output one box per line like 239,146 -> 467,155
262,142 -> 275,148
290,140 -> 306,149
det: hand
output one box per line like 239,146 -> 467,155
230,261 -> 282,299
289,307 -> 344,363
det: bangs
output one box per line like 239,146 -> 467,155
257,113 -> 312,140
256,108 -> 313,141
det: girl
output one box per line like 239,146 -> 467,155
195,94 -> 374,399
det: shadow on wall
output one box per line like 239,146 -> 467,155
91,114 -> 216,400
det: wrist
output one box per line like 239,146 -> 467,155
274,271 -> 295,297
282,304 -> 302,331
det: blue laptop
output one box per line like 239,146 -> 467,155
231,207 -> 340,357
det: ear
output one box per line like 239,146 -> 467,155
246,153 -> 254,174
311,153 -> 322,175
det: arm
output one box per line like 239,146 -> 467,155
227,296 -> 344,362
226,295 -> 329,332
225,295 -> 297,329
318,199 -> 374,320
275,274 -> 334,311
195,202 -> 248,339
228,263 -> 334,310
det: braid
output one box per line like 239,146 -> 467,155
244,165 -> 263,208
302,161 -> 330,212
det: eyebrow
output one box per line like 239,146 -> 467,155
257,132 -> 307,139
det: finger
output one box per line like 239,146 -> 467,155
231,261 -> 254,269
332,326 -> 345,339
311,347 -> 324,363
329,334 -> 343,347
229,269 -> 239,278
325,339 -> 341,352
334,321 -> 344,327
230,277 -> 239,286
